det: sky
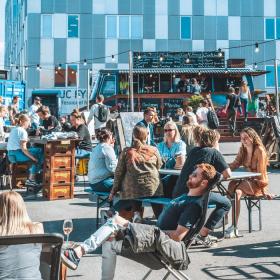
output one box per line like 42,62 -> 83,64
0,0 -> 6,69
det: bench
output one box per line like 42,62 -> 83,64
243,195 -> 280,233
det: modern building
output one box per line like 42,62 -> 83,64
4,0 -> 280,111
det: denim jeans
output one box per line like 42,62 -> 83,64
8,147 -> 44,175
204,192 -> 231,230
90,177 -> 114,192
240,97 -> 248,119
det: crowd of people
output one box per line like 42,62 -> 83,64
0,92 -> 274,279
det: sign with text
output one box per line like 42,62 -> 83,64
59,88 -> 88,115
133,51 -> 225,69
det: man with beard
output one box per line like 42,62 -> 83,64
62,164 -> 217,279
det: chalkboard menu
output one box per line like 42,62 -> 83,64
133,52 -> 225,69
141,99 -> 161,110
163,99 -> 183,116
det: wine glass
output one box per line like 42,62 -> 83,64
63,219 -> 73,248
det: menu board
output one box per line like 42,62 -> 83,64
133,51 -> 225,69
163,99 -> 183,116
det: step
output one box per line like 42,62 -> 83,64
220,136 -> 240,142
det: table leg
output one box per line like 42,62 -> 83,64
233,192 -> 243,238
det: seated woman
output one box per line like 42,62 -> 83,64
157,121 -> 186,198
226,127 -> 271,238
70,109 -> 92,158
0,191 -> 44,278
36,106 -> 61,135
109,125 -> 163,220
7,114 -> 43,188
180,115 -> 197,156
88,128 -> 117,192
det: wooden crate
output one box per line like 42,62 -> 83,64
44,141 -> 73,156
45,156 -> 72,169
43,185 -> 72,200
12,162 -> 29,188
44,170 -> 71,185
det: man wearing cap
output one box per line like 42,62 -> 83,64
29,96 -> 42,130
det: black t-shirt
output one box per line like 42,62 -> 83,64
71,124 -> 92,151
156,194 -> 202,230
172,147 -> 229,198
62,122 -> 72,132
226,94 -> 238,110
42,116 -> 61,133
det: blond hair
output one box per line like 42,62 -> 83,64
164,121 -> 181,143
0,191 -> 40,236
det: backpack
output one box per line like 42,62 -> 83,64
95,104 -> 109,122
207,109 -> 219,129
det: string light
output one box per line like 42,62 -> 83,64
255,43 -> 259,53
83,59 -> 87,66
254,63 -> 258,69
36,64 -> 41,71
58,64 -> 62,70
24,65 -> 28,70
159,55 -> 163,62
111,55 -> 115,62
218,48 -> 223,57
15,66 -> 19,72
198,70 -> 201,76
137,53 -> 141,60
186,56 -> 190,63
89,69 -> 92,74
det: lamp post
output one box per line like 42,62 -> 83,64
129,50 -> 134,112
274,59 -> 279,116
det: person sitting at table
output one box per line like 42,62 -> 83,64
181,115 -> 198,156
109,125 -> 163,221
88,128 -> 117,192
157,121 -> 186,198
36,106 -> 61,135
173,128 -> 232,247
61,164 -> 217,276
70,109 -> 92,158
0,105 -> 7,142
7,114 -> 44,188
0,191 -> 44,278
225,127 -> 271,238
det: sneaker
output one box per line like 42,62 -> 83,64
132,211 -> 142,223
225,225 -> 238,238
61,248 -> 80,270
195,234 -> 217,248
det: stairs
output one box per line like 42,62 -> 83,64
218,117 -> 265,142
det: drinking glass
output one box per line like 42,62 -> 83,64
63,219 -> 73,248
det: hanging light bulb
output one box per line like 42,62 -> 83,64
55,70 -> 58,74
89,69 -> 92,74
159,55 -> 163,62
83,59 -> 87,66
254,63 -> 258,69
111,55 -> 115,62
255,43 -> 259,53
186,57 -> 190,63
172,74 -> 176,78
36,64 -> 41,71
58,64 -> 62,70
24,65 -> 28,70
218,48 -> 223,57
225,69 -> 229,74
198,70 -> 201,76
15,66 -> 19,72
137,53 -> 141,60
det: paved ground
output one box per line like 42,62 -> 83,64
5,142 -> 280,279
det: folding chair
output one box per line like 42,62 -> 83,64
0,233 -> 64,280
119,173 -> 222,280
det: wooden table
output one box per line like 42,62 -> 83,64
30,137 -> 79,200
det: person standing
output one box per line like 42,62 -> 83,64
196,100 -> 209,128
223,87 -> 238,135
28,96 -> 41,130
0,105 -> 7,141
87,95 -> 110,136
239,81 -> 251,122
8,96 -> 20,125
135,107 -> 156,146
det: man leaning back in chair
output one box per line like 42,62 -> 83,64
62,163 -> 217,280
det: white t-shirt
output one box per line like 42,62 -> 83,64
196,107 -> 209,125
7,126 -> 28,150
240,88 -> 250,99
29,104 -> 40,125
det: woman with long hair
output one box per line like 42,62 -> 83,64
88,128 -> 117,192
157,121 -> 186,197
0,191 -> 44,278
239,81 -> 252,121
109,125 -> 163,220
181,114 -> 198,155
226,127 -> 271,238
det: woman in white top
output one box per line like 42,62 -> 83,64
196,99 -> 209,128
239,81 -> 251,121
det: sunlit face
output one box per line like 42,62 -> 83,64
187,168 -> 206,190
240,132 -> 253,147
70,115 -> 79,127
21,118 -> 31,129
144,111 -> 155,123
164,125 -> 176,141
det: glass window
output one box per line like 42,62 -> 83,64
131,16 -> 143,39
55,64 -> 66,87
67,65 -> 77,87
265,18 -> 275,39
265,65 -> 280,87
41,15 -> 52,38
100,75 -> 117,98
276,18 -> 280,39
106,16 -> 117,38
68,15 -> 79,38
181,16 -> 191,39
119,16 -> 129,39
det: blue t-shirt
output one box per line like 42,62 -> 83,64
7,126 -> 28,151
157,140 -> 186,168
156,194 -> 202,230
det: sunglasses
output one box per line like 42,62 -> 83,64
164,129 -> 175,132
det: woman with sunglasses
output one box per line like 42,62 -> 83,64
157,121 -> 186,197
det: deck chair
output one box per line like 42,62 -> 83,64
0,233 -> 64,280
118,172 -> 222,280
